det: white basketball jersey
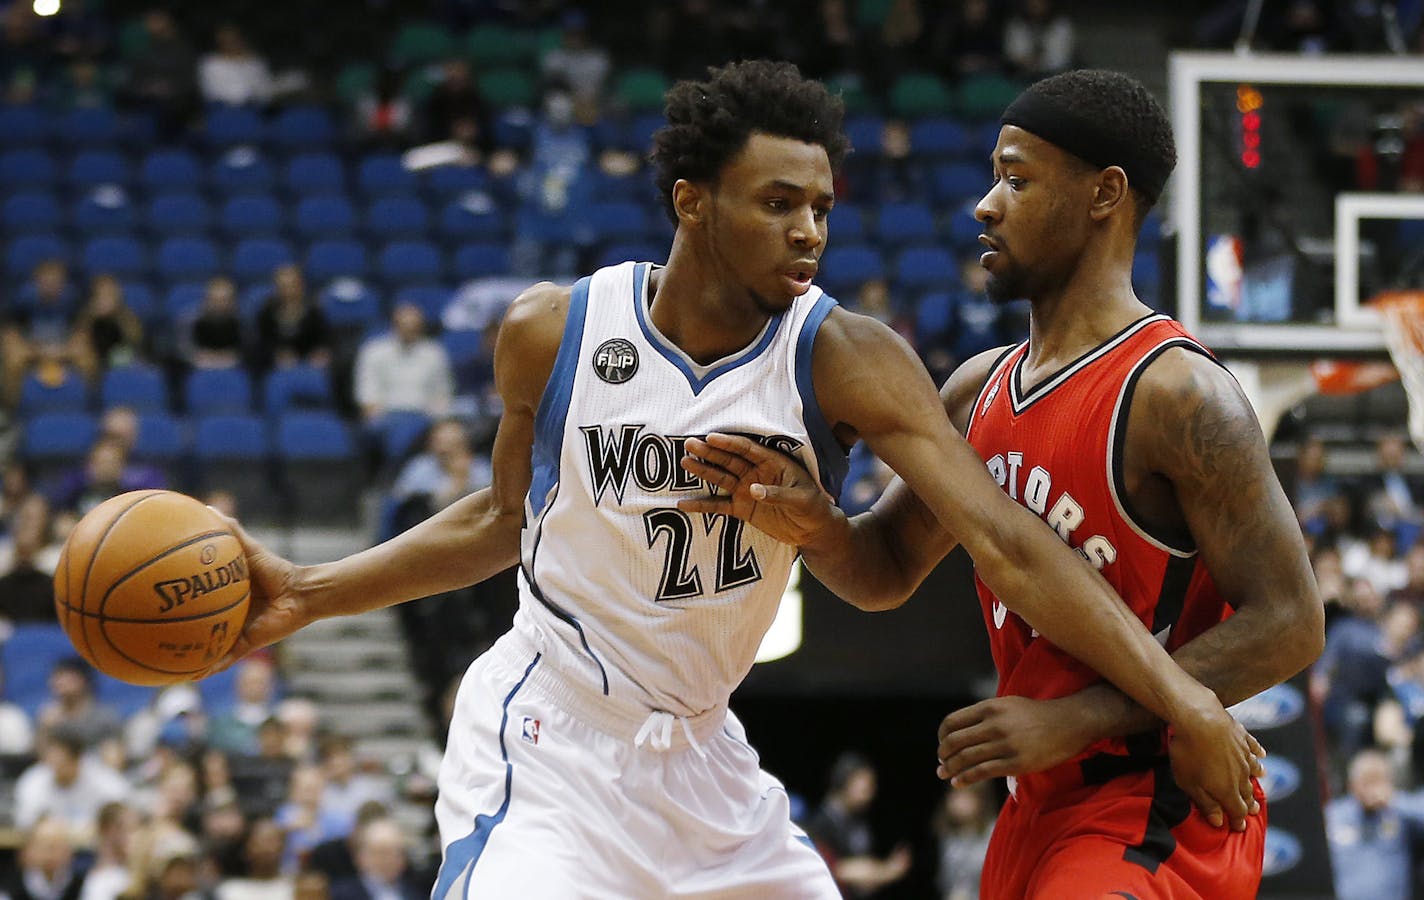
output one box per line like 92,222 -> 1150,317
513,261 -> 848,717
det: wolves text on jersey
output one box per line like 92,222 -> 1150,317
581,424 -> 804,506
984,450 -> 1117,570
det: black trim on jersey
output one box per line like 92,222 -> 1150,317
1110,338 -> 1221,556
1008,313 -> 1165,414
963,344 -> 1020,439
1079,731 -> 1165,786
1151,553 -> 1198,635
1122,762 -> 1193,874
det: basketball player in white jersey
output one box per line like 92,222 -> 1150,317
208,61 -> 1261,898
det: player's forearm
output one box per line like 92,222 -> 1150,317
294,488 -> 521,621
800,509 -> 922,611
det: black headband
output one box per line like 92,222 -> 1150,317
1001,89 -> 1171,202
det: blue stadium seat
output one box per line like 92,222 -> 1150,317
0,148 -> 57,186
914,291 -> 956,341
437,197 -> 504,241
305,239 -> 368,281
376,409 -> 432,463
294,196 -> 357,239
132,411 -> 186,465
318,279 -> 382,331
910,118 -> 970,158
81,235 -> 146,278
451,243 -> 511,280
593,242 -> 663,270
440,328 -> 485,367
974,121 -> 1003,159
72,188 -> 137,234
874,202 -> 938,245
210,149 -> 276,194
240,283 -> 272,320
140,149 -> 203,192
587,168 -> 642,202
57,107 -> 121,146
164,282 -> 208,322
18,370 -> 89,416
0,105 -> 49,146
894,245 -> 957,291
378,240 -> 443,283
944,200 -> 984,250
21,412 -> 97,463
829,203 -> 867,243
119,281 -> 159,322
491,109 -> 533,150
276,410 -> 360,522
205,106 -> 264,146
231,238 -> 295,282
3,192 -> 61,232
932,162 -> 987,205
844,115 -> 886,156
394,284 -> 451,322
194,413 -> 267,459
583,201 -> 650,243
628,113 -> 663,154
0,624 -> 76,717
193,413 -> 274,521
5,234 -> 67,276
99,364 -> 169,412
357,155 -> 417,196
157,236 -> 220,282
268,106 -> 335,149
1133,252 -> 1162,304
817,244 -> 885,296
276,410 -> 352,458
219,195 -> 284,237
65,149 -> 130,188
365,195 -> 431,238
185,367 -> 255,415
263,364 -> 334,416
283,152 -> 346,196
426,165 -> 488,196
145,193 -> 214,235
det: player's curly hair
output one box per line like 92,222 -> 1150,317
651,60 -> 851,225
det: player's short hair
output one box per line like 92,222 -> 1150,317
1003,69 -> 1176,224
651,60 -> 850,225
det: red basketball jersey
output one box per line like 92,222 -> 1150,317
965,313 -> 1231,793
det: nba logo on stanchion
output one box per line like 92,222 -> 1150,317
521,717 -> 540,745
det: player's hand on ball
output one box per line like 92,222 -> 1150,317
678,433 -> 843,549
1167,699 -> 1266,832
200,511 -> 307,674
935,696 -> 1095,785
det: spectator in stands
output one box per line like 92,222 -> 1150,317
353,304 -> 454,430
2,259 -> 82,409
199,24 -> 272,108
1293,435 -> 1345,532
0,460 -> 36,539
36,658 -> 122,751
932,781 -> 994,900
55,57 -> 112,111
1366,433 -> 1422,537
1314,543 -> 1350,627
864,0 -> 927,94
125,683 -> 205,763
1389,540 -> 1424,608
253,265 -> 331,373
118,9 -> 197,139
293,871 -> 329,900
207,658 -> 278,756
14,726 -> 130,841
70,275 -> 144,376
388,418 -> 490,534
149,760 -> 205,843
512,88 -> 593,279
0,5 -> 47,105
317,737 -> 394,825
224,717 -> 297,820
329,818 -> 421,900
275,698 -> 321,763
797,0 -> 858,81
541,11 -> 611,120
931,0 -> 1007,78
1346,528 -> 1411,598
200,797 -> 250,883
415,58 -> 489,152
1318,590 -> 1419,768
275,764 -> 352,874
805,752 -> 912,899
0,816 -> 86,900
49,435 -> 165,518
1004,0 -> 1075,78
80,801 -> 140,900
1326,748 -> 1424,900
215,817 -> 292,900
0,493 -> 59,622
307,801 -> 389,886
352,67 -> 412,150
0,659 -> 36,756
137,828 -> 207,900
188,277 -> 247,371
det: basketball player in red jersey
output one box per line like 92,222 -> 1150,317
680,69 -> 1323,898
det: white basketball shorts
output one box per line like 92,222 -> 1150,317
430,629 -> 839,899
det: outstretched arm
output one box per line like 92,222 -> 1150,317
207,283 -> 570,666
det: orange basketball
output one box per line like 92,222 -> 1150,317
53,490 -> 250,686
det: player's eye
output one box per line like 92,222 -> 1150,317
766,199 -> 788,211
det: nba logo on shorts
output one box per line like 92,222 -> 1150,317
521,717 -> 540,745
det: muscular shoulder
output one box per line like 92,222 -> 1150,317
943,346 -> 1014,432
495,281 -> 573,413
1131,346 -> 1264,478
811,307 -> 930,437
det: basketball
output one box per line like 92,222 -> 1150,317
53,490 -> 251,686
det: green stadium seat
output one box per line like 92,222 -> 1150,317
889,73 -> 953,118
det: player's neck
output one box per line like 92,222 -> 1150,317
649,241 -> 776,365
1023,257 -> 1151,372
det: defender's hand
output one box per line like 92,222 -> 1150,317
1167,700 -> 1266,831
936,696 -> 1097,785
678,432 -> 844,550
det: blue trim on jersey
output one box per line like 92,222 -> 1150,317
794,293 -> 849,499
528,276 -> 592,518
432,651 -> 542,900
795,832 -> 817,852
632,262 -> 786,396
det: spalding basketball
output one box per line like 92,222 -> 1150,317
54,490 -> 250,686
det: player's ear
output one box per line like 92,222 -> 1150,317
1090,166 -> 1130,222
672,179 -> 706,228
